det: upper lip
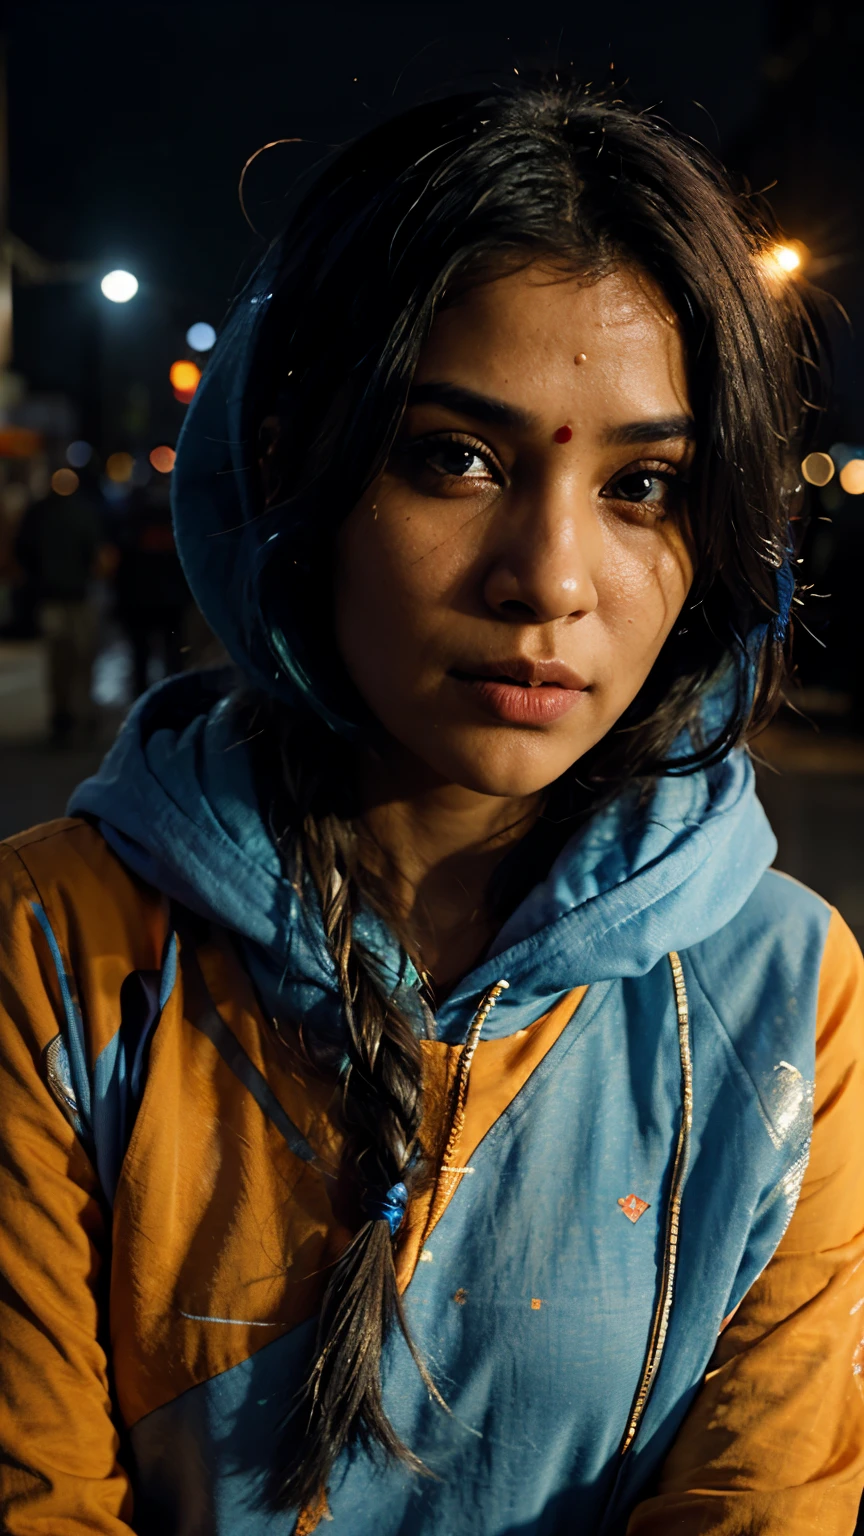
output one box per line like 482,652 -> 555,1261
451,657 -> 588,690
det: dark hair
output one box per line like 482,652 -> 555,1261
242,80 -> 818,1515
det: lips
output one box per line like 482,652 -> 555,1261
450,657 -> 588,725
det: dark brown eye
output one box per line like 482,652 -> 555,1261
424,442 -> 494,480
614,471 -> 670,505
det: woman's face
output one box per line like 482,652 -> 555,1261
334,261 -> 694,799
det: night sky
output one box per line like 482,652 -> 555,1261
6,0 -> 864,447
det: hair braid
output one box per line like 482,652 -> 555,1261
264,712 -> 445,1516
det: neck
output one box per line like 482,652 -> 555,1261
358,748 -> 540,993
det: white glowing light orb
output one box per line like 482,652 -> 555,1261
100,269 -> 139,303
185,321 -> 217,352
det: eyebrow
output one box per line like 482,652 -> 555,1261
602,415 -> 696,446
407,382 -> 538,431
407,383 -> 695,447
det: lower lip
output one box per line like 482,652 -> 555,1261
456,676 -> 585,725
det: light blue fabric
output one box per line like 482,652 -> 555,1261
31,902 -> 92,1136
69,668 -> 776,1052
125,875 -> 826,1536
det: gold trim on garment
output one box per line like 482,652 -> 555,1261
619,950 -> 693,1456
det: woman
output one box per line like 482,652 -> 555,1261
1,83 -> 862,1536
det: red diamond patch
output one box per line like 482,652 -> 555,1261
618,1193 -> 650,1223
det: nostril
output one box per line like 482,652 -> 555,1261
499,598 -> 537,618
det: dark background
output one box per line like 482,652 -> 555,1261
1,0 -> 863,937
8,1 -> 864,444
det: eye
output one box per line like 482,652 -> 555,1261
395,433 -> 501,493
603,465 -> 688,521
425,440 -> 494,480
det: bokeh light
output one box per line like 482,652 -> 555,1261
801,451 -> 835,487
66,440 -> 93,469
764,240 -> 809,278
149,445 -> 177,473
185,321 -> 216,352
839,459 -> 864,495
106,451 -> 134,484
51,468 -> 79,496
169,359 -> 201,403
100,269 -> 139,303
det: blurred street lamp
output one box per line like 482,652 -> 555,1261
801,451 -> 835,486
838,459 -> 864,495
185,321 -> 216,352
100,269 -> 139,303
66,439 -> 93,468
51,468 -> 79,496
149,445 -> 176,473
106,450 -> 134,483
169,358 -> 201,403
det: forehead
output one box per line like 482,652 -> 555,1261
418,262 -> 690,421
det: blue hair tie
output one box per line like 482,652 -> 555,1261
772,554 -> 795,643
362,1181 -> 408,1238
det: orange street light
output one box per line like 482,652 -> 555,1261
106,451 -> 134,484
801,452 -> 835,487
149,445 -> 176,473
839,459 -> 864,495
169,359 -> 201,403
51,468 -> 79,496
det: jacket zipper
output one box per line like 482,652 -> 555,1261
619,949 -> 693,1457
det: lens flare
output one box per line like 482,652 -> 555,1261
763,240 -> 809,278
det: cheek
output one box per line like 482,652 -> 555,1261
598,527 -> 692,657
336,490 -> 485,640
334,502 -> 453,687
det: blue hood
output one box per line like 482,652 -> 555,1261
69,669 -> 776,1045
121,237 -> 784,1037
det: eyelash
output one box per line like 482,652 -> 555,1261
398,432 -> 689,520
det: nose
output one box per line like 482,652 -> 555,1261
482,478 -> 601,624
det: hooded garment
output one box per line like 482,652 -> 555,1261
1,253 -> 863,1536
26,670 -> 854,1536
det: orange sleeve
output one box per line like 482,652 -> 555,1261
628,907 -> 864,1535
0,844 -> 134,1534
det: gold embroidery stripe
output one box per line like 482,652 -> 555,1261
620,950 -> 693,1456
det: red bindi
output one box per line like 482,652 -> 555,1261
553,425 -> 572,443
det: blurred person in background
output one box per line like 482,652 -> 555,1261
13,464 -> 108,743
112,475 -> 192,697
0,82 -> 863,1536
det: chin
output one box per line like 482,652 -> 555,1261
414,726 -> 588,799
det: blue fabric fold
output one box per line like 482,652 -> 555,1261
69,670 -> 776,1050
